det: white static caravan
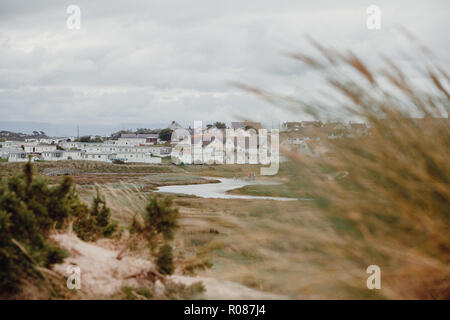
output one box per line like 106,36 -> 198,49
0,147 -> 22,159
64,150 -> 84,160
110,152 -> 162,164
116,138 -> 147,146
41,151 -> 65,161
8,152 -> 39,162
147,147 -> 171,156
84,145 -> 107,153
23,144 -> 57,153
41,150 -> 84,161
60,141 -> 80,150
83,152 -> 111,162
1,141 -> 23,148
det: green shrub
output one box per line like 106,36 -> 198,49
73,187 -> 117,241
0,163 -> 117,294
156,243 -> 174,275
0,163 -> 71,292
144,196 -> 179,241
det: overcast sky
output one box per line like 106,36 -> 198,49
0,0 -> 449,135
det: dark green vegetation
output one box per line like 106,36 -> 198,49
76,136 -> 103,143
0,162 -> 116,295
144,197 -> 179,241
158,128 -> 173,141
133,196 -> 180,276
72,187 -> 117,241
156,244 -> 174,275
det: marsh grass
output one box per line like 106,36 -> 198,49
227,184 -> 300,198
78,182 -> 149,226
243,40 -> 450,299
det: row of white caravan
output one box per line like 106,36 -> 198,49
60,138 -> 163,150
59,142 -> 171,156
7,150 -> 163,164
2,140 -> 171,164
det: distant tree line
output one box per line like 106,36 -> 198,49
76,136 -> 103,143
0,130 -> 48,141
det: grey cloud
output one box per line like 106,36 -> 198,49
0,0 -> 449,135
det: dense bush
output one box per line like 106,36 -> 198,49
0,163 -> 116,293
143,196 -> 179,241
156,243 -> 174,275
0,163 -> 73,292
130,196 -> 180,276
73,187 -> 117,241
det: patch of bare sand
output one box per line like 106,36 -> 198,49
52,233 -> 153,297
51,233 -> 286,299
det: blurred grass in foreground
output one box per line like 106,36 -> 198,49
243,40 -> 449,299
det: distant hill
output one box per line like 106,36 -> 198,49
0,130 -> 48,141
0,121 -> 172,137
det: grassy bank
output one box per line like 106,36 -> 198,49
171,196 -> 384,299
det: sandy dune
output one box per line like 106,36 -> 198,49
52,233 -> 286,299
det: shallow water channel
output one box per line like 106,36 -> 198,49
156,177 -> 297,201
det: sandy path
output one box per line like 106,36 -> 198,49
52,233 -> 286,299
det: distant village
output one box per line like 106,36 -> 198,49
0,119 -> 380,164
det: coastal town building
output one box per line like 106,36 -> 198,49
3,138 -> 170,164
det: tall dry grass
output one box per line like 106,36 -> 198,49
245,40 -> 450,299
78,183 -> 149,226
